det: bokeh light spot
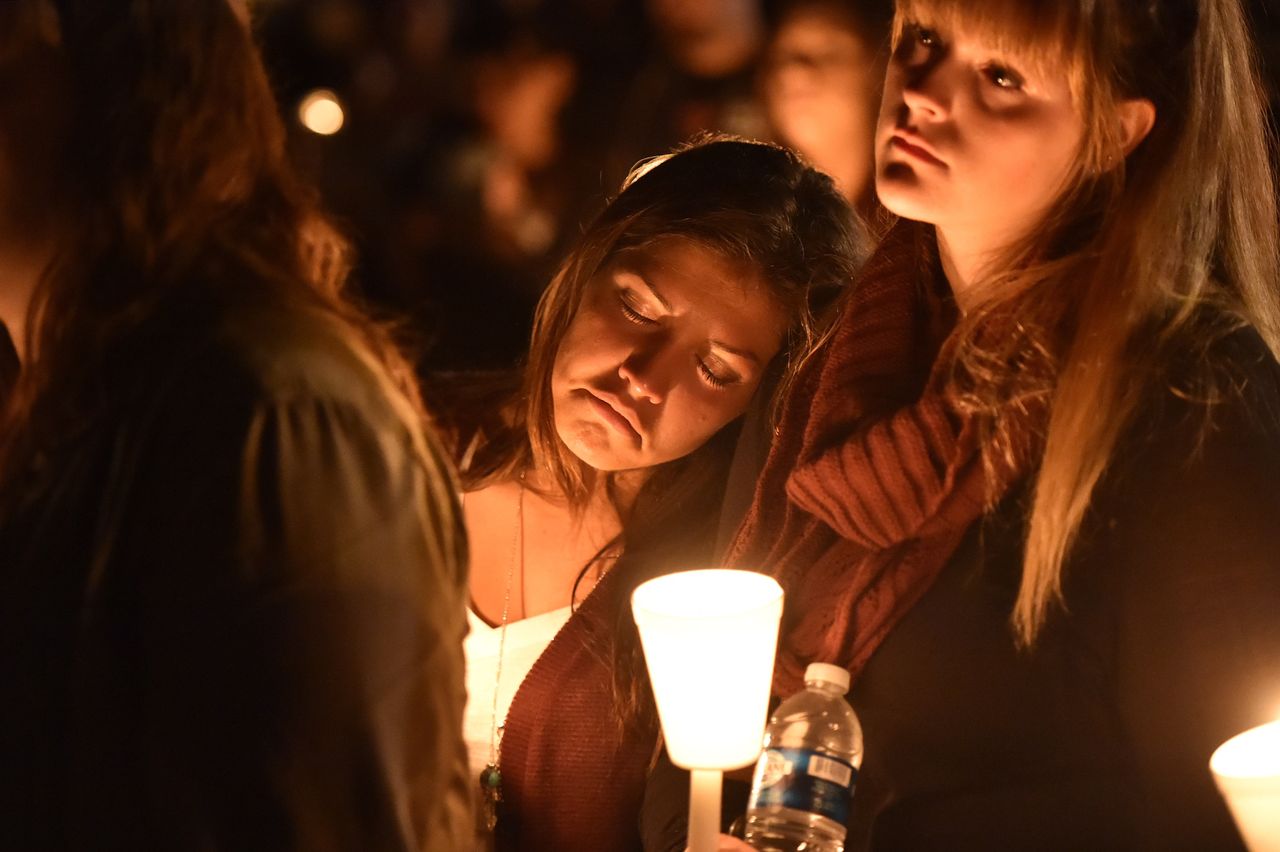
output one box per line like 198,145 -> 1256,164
298,89 -> 345,136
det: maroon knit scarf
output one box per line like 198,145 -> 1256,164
727,222 -> 1033,696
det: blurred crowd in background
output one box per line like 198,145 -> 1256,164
253,0 -> 1280,374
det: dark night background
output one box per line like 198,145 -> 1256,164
251,0 -> 1280,376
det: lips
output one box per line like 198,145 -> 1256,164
890,133 -> 945,167
584,390 -> 643,444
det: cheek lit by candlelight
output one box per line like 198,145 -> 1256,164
298,89 -> 345,136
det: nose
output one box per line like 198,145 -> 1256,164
618,346 -> 672,405
900,54 -> 952,120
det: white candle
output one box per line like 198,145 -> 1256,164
1211,719 -> 1280,851
632,569 -> 784,852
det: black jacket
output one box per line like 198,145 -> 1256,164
841,331 -> 1280,851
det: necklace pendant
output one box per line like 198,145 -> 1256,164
480,763 -> 503,831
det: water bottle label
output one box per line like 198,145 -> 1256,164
750,747 -> 856,828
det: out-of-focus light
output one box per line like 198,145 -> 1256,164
298,89 -> 345,136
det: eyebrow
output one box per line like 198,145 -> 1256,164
709,339 -> 762,365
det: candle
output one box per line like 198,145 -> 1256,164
1211,719 -> 1280,851
632,569 -> 783,852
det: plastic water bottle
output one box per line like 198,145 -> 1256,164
743,662 -> 863,852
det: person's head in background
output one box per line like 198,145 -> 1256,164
0,0 -> 420,481
471,34 -> 578,259
646,0 -> 766,78
761,0 -> 892,211
464,135 -> 864,512
876,0 -> 1277,643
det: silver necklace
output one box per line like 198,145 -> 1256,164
479,471 -> 524,832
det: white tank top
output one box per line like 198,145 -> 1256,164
457,451 -> 574,782
462,605 -> 572,781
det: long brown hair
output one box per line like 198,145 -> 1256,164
892,0 -> 1280,643
463,135 -> 866,729
0,0 -> 428,488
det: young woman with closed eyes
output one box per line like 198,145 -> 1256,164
433,135 -> 865,851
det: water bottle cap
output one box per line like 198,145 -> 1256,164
804,662 -> 850,694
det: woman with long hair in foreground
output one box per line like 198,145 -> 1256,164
684,0 -> 1280,848
0,2 -> 471,847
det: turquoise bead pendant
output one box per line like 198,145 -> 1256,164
480,763 -> 503,830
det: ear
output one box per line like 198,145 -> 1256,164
1115,98 -> 1157,156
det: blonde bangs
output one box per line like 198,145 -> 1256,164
892,0 -> 1089,97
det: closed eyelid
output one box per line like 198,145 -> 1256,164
616,292 -> 657,325
613,269 -> 672,313
698,354 -> 742,387
702,349 -> 758,388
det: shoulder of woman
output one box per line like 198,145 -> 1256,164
1083,326 -> 1280,823
1128,322 -> 1280,463
208,304 -> 406,421
1073,322 -> 1280,575
118,301 -> 454,497
1202,324 -> 1280,430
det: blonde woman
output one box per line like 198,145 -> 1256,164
691,0 -> 1280,848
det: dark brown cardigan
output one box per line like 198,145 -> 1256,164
496,566 -> 658,851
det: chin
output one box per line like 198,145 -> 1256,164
557,424 -> 638,473
875,168 -> 942,224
